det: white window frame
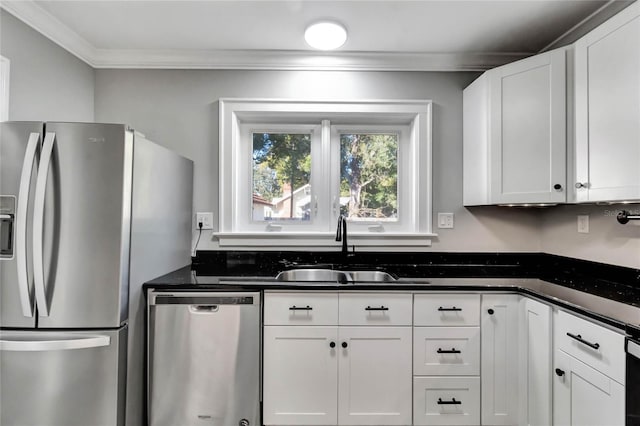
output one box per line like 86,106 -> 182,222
218,98 -> 434,248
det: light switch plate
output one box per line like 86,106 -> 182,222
577,215 -> 589,233
437,212 -> 454,229
196,212 -> 214,230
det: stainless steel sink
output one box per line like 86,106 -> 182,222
275,269 -> 396,283
275,269 -> 352,283
346,271 -> 396,282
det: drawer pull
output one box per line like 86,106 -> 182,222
566,332 -> 600,350
437,348 -> 461,354
365,306 -> 389,311
289,305 -> 312,311
438,306 -> 462,312
437,398 -> 462,405
555,368 -> 565,377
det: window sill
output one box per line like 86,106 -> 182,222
213,232 -> 435,248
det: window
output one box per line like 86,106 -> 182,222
219,99 -> 433,247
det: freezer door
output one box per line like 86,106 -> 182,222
0,122 -> 43,328
36,123 -> 132,328
0,327 -> 127,426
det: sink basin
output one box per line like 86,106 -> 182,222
275,269 -> 396,283
346,271 -> 396,282
275,269 -> 352,283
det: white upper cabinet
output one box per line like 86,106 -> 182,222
464,48 -> 567,206
573,1 -> 640,202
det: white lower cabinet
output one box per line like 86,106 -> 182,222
413,377 -> 481,426
481,294 -> 520,425
263,291 -> 626,426
262,326 -> 338,425
413,327 -> 480,376
519,298 -> 552,426
263,292 -> 412,426
553,349 -> 625,426
338,327 -> 412,425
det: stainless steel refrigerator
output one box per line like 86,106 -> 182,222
0,122 -> 194,426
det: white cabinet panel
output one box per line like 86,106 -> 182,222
553,349 -> 625,426
413,377 -> 481,426
337,327 -> 412,426
555,310 -> 626,384
519,298 -> 552,426
574,1 -> 640,202
490,48 -> 567,204
338,293 -> 412,326
263,326 -> 338,425
264,292 -> 338,326
413,327 -> 480,376
481,294 -> 520,425
463,48 -> 566,205
414,294 -> 480,326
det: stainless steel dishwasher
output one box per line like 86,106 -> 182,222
147,291 -> 261,426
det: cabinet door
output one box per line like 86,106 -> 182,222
489,48 -> 566,204
519,298 -> 552,426
481,295 -> 520,425
263,326 -> 338,425
553,349 -> 625,426
574,2 -> 640,202
337,327 -> 412,426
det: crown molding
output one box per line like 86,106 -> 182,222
92,48 -> 529,71
0,0 -> 527,71
1,0 -> 96,64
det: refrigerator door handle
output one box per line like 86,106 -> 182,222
15,132 -> 40,318
33,132 -> 55,317
0,333 -> 110,351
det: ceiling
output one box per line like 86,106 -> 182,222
1,0 -> 634,70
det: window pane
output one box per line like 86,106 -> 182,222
340,133 -> 398,221
252,132 -> 312,222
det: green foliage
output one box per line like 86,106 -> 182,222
253,132 -> 311,201
340,133 -> 398,218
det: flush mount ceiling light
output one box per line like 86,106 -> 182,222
304,21 -> 347,50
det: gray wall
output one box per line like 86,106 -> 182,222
3,10 -> 637,268
0,10 -> 94,122
541,204 -> 640,268
94,69 -> 544,253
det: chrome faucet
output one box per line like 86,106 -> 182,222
335,215 -> 348,254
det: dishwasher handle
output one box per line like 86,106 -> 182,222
150,293 -> 259,306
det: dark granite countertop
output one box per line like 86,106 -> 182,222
145,265 -> 640,337
145,251 -> 640,337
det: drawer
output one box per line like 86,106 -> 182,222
555,310 -> 625,384
413,377 -> 480,426
413,327 -> 480,376
414,294 -> 480,326
338,293 -> 412,326
264,292 -> 338,325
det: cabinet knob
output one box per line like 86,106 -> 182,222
575,182 -> 587,189
487,308 -> 494,315
341,342 -> 348,348
329,341 -> 336,348
553,184 -> 563,191
555,368 -> 565,377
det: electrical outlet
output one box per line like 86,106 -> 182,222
437,212 -> 454,229
196,212 -> 214,230
577,215 -> 589,234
